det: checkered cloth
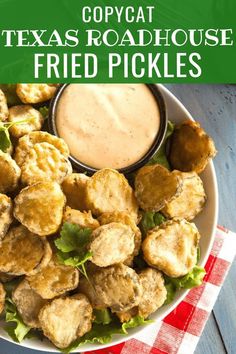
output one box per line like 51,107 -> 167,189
87,226 -> 236,354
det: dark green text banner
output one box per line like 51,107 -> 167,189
0,0 -> 235,82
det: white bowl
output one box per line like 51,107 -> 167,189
0,84 -> 218,353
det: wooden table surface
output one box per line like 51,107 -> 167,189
1,84 -> 235,354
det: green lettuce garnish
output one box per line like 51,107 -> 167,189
39,106 -> 49,119
54,222 -> 92,279
93,309 -> 112,325
164,266 -> 206,304
4,298 -> 31,343
121,315 -> 152,334
0,119 -> 34,152
63,315 -> 151,353
140,211 -> 166,234
148,121 -> 175,169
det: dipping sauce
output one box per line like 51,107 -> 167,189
56,84 -> 160,169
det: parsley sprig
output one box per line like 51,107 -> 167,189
54,222 -> 93,279
0,118 -> 33,152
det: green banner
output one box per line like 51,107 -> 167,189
0,0 -> 235,82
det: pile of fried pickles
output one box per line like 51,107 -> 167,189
0,84 -> 216,350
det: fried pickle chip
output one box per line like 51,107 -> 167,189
0,151 -> 21,194
0,225 -> 52,275
62,173 -> 90,211
98,211 -> 142,259
0,89 -> 9,121
0,282 -> 5,314
39,294 -> 92,349
14,131 -> 70,167
91,264 -> 142,312
63,206 -> 99,230
77,276 -> 106,309
14,181 -> 65,236
12,279 -> 47,328
8,105 -> 43,138
142,219 -> 200,277
135,164 -> 181,212
27,258 -> 79,299
116,268 -> 167,321
16,84 -> 58,104
0,194 -> 13,241
21,142 -> 72,186
169,120 -> 217,174
86,168 -> 138,221
162,171 -> 206,220
138,268 -> 167,318
89,222 -> 135,267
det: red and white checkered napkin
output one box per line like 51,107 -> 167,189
87,226 -> 236,354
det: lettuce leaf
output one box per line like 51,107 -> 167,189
0,119 -> 34,152
0,126 -> 11,152
4,298 -> 31,343
63,316 -> 151,353
140,211 -> 166,234
121,315 -> 152,334
93,309 -> 112,325
148,121 -> 175,169
164,266 -> 206,304
54,222 -> 92,279
39,106 -> 49,119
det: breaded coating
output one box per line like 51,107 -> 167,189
14,181 -> 65,236
117,268 -> 167,321
77,276 -> 106,309
0,89 -> 9,121
169,120 -> 217,174
98,211 -> 142,259
0,225 -> 52,276
39,294 -> 92,349
16,84 -> 58,104
0,194 -> 13,241
0,282 -> 6,315
90,264 -> 142,312
89,222 -> 135,267
162,171 -> 206,220
8,105 -> 43,138
63,206 -> 99,230
135,164 -> 182,212
12,279 -> 47,328
0,151 -> 21,194
62,173 -> 89,211
14,131 -> 70,167
21,142 -> 72,186
86,168 -> 138,221
27,258 -> 79,299
142,219 -> 200,277
138,268 -> 167,318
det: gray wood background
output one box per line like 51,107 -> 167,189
0,84 -> 235,354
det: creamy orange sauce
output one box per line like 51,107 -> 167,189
56,84 -> 160,169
